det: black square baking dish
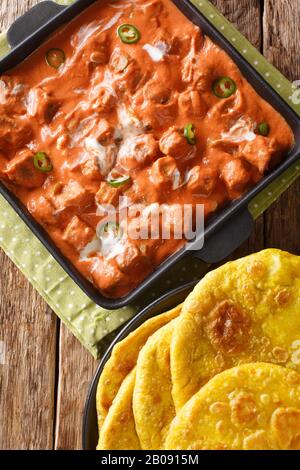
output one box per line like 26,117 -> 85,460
0,0 -> 299,309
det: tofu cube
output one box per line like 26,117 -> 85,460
95,182 -> 120,207
159,126 -> 194,160
115,244 -> 148,274
240,136 -> 276,174
221,159 -> 250,193
27,196 -> 57,226
52,180 -> 93,210
62,216 -> 94,251
151,156 -> 178,188
4,149 -> 46,188
92,258 -> 125,295
187,166 -> 217,196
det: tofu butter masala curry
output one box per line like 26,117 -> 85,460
0,0 -> 294,298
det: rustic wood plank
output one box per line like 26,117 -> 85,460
263,0 -> 300,81
211,0 -> 265,260
0,253 -> 57,449
212,0 -> 262,48
0,0 -> 40,31
263,0 -> 300,252
0,0 -> 57,450
55,324 -> 97,450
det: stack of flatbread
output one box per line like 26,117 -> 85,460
96,249 -> 300,450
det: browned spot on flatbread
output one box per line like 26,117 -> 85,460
275,288 -> 292,306
230,391 -> 257,426
271,407 -> 300,449
247,260 -> 266,277
206,300 -> 251,355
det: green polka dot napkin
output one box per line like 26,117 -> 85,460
0,0 -> 299,357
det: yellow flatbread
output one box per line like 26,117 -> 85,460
133,319 -> 177,450
97,368 -> 141,450
96,304 -> 182,429
171,249 -> 300,410
166,363 -> 300,450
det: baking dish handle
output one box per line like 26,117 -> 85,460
192,207 -> 254,264
7,1 -> 67,48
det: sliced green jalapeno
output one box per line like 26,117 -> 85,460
33,152 -> 53,172
99,222 -> 122,239
212,76 -> 237,99
184,123 -> 196,145
46,48 -> 66,69
256,121 -> 270,136
107,175 -> 131,188
117,24 -> 141,44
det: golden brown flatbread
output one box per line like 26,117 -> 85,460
171,249 -> 300,410
133,319 -> 177,449
166,363 -> 300,450
96,304 -> 182,429
97,369 -> 141,450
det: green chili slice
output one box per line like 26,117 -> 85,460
117,24 -> 141,44
184,123 -> 196,145
107,175 -> 131,188
33,152 -> 53,173
99,222 -> 122,239
212,77 -> 237,99
112,54 -> 129,72
256,121 -> 270,136
46,48 -> 66,69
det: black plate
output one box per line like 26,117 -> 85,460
0,0 -> 300,309
82,280 -> 196,450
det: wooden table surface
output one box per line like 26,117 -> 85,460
0,0 -> 299,450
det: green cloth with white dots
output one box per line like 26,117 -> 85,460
0,0 -> 299,358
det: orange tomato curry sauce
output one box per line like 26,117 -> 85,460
0,0 -> 294,297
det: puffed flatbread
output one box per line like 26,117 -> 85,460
97,368 -> 141,450
133,319 -> 177,449
97,304 -> 182,429
166,363 -> 300,450
171,249 -> 300,410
